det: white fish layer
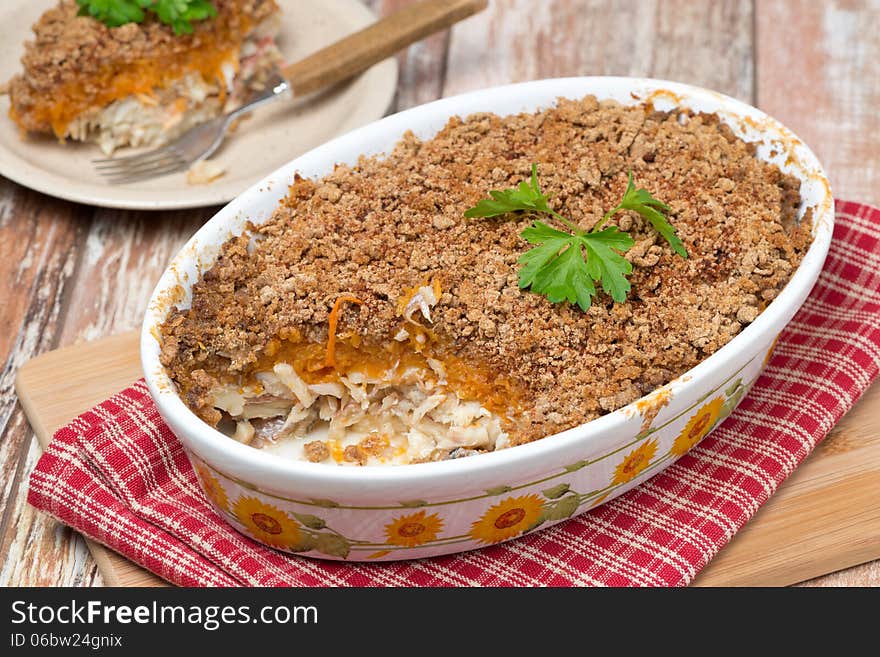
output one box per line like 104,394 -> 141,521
209,359 -> 511,466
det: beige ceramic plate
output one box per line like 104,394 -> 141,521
0,0 -> 398,210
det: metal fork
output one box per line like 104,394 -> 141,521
94,73 -> 290,184
92,0 -> 488,185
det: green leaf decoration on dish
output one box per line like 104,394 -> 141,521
288,534 -> 318,553
292,513 -> 327,530
525,516 -> 546,533
564,460 -> 588,472
542,483 -> 571,499
721,379 -> 748,419
398,499 -> 429,508
309,498 -> 340,508
541,495 -> 581,522
315,533 -> 351,559
484,485 -> 514,496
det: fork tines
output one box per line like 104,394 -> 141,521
93,145 -> 188,184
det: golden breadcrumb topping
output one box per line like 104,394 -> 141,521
160,96 -> 812,444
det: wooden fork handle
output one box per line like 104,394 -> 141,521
280,0 -> 488,97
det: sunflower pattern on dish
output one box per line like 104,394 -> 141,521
384,510 -> 444,548
193,461 -> 229,513
232,496 -> 304,549
469,494 -> 544,545
670,397 -> 724,457
611,438 -> 658,485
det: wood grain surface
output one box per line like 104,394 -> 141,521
282,0 -> 487,96
2,0 -> 878,587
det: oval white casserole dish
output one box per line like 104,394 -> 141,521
141,77 -> 833,561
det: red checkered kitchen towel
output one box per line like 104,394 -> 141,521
27,200 -> 880,586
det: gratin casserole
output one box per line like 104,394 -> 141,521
158,94 -> 813,467
141,77 -> 832,560
6,0 -> 281,154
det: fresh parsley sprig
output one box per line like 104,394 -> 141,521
154,0 -> 218,34
464,164 -> 575,230
518,220 -> 634,311
596,171 -> 687,257
465,164 -> 687,311
76,0 -> 150,27
76,0 -> 217,35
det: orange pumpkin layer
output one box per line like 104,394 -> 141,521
7,0 -> 277,137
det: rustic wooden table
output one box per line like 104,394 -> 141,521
1,0 -> 877,586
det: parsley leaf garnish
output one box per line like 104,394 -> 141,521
154,0 -> 218,34
518,221 -> 634,310
76,0 -> 151,27
76,0 -> 217,35
464,164 -> 556,220
596,170 -> 687,257
465,164 -> 687,311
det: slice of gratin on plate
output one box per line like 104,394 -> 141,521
7,0 -> 281,155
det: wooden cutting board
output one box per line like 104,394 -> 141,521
14,332 -> 880,587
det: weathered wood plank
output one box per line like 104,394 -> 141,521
1,206 -> 214,586
1,437 -> 101,587
0,177 -> 96,587
756,0 -> 880,586
756,0 -> 880,206
57,208 -> 215,343
370,0 -> 450,110
443,0 -> 753,101
797,560 -> 880,587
